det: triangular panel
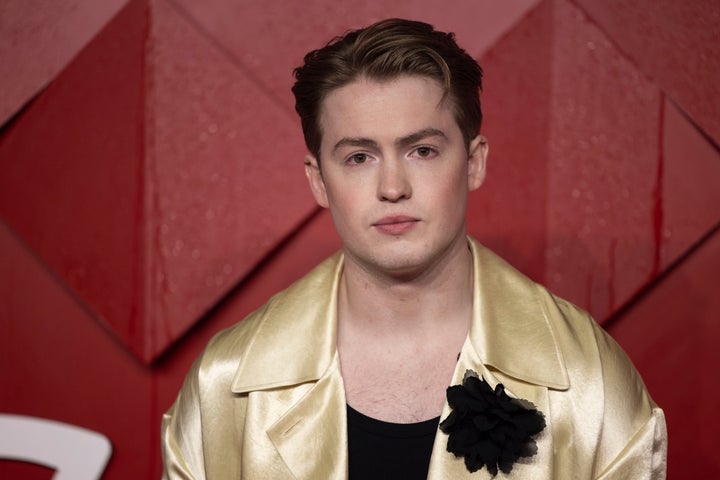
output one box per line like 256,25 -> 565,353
0,0 -> 149,353
660,100 -> 720,266
143,0 -> 316,361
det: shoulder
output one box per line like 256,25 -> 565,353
550,295 -> 667,477
469,238 -> 652,404
194,251 -> 343,390
545,292 -> 652,409
540,288 -> 655,409
540,291 -> 664,474
164,251 -> 342,432
469,239 -> 662,471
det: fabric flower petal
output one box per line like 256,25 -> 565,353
439,370 -> 546,476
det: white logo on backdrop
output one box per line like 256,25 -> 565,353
0,414 -> 112,479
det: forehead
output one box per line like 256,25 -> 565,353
318,76 -> 460,150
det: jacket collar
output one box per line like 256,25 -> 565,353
231,253 -> 343,393
467,240 -> 569,390
231,238 -> 569,394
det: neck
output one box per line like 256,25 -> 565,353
336,237 -> 474,422
338,238 -> 474,335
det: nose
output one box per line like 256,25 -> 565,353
377,158 -> 412,202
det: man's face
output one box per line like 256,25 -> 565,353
305,75 -> 487,279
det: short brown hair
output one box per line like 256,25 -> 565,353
292,18 -> 483,162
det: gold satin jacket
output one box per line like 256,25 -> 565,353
162,239 -> 667,479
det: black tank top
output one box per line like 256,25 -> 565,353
347,404 -> 440,479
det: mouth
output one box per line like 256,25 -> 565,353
372,215 -> 420,235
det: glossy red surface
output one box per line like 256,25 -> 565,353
1,0 -> 717,477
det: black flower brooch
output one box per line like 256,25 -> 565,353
439,370 -> 546,476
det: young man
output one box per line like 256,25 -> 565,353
162,19 -> 666,479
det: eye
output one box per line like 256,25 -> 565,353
416,147 -> 432,157
412,146 -> 438,159
347,153 -> 369,165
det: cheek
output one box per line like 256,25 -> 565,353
324,185 -> 360,224
323,172 -> 372,210
426,169 -> 468,205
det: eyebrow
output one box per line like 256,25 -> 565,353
396,128 -> 446,148
332,137 -> 379,153
331,128 -> 447,153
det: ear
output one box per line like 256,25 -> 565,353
304,154 -> 329,208
467,135 -> 489,192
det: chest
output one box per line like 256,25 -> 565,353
340,344 -> 459,423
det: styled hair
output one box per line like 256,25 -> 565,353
292,18 -> 483,162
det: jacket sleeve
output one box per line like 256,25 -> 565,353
160,319 -> 253,480
161,358 -> 206,480
548,295 -> 668,479
595,407 -> 667,479
589,319 -> 668,480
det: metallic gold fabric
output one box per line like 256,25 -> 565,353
162,239 -> 667,479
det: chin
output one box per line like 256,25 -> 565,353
368,252 -> 435,280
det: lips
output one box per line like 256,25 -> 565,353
372,215 -> 419,235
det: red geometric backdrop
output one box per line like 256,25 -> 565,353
1,0 -> 718,478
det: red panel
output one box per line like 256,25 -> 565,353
1,0 -> 328,363
575,0 -> 720,144
544,0 -> 661,321
0,0 -> 148,355
0,223 -> 154,480
154,209 -> 341,405
470,0 -> 553,280
661,99 -> 720,266
0,0 -> 129,125
399,1 -> 541,57
169,0 -> 539,112
0,461 -> 53,480
142,0 -> 317,360
0,210 -> 339,479
608,231 -> 720,478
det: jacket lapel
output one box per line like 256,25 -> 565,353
467,240 -> 569,390
428,240 -> 569,478
230,254 -> 348,479
266,354 -> 348,480
428,337 -> 554,479
230,254 -> 343,392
